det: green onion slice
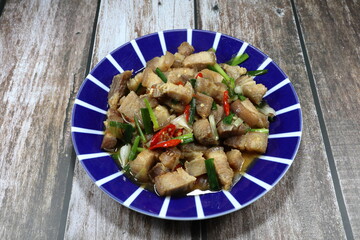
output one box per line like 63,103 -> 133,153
226,53 -> 249,66
205,158 -> 220,191
144,98 -> 159,130
140,108 -> 153,134
134,116 -> 146,143
109,121 -> 134,143
173,133 -> 194,144
188,97 -> 196,125
128,135 -> 141,161
222,113 -> 235,125
156,67 -> 167,83
247,69 -> 268,76
248,128 -> 269,133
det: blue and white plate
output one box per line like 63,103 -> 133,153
71,29 -> 302,220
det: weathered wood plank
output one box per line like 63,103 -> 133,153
64,1 -> 197,239
0,0 -> 98,239
295,0 -> 360,238
197,0 -> 346,239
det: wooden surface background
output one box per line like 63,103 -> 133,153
0,0 -> 359,239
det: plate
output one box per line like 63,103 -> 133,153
71,29 -> 302,220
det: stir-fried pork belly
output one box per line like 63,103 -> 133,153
185,159 -> 207,177
226,149 -> 244,171
205,147 -> 234,190
231,99 -> 269,128
193,118 -> 219,145
236,75 -> 267,105
130,149 -> 158,182
224,132 -> 268,154
108,71 -> 132,109
159,147 -> 181,170
183,51 -> 216,69
195,93 -> 213,118
155,168 -> 196,196
146,51 -> 175,72
221,64 -> 247,80
101,41 -> 275,196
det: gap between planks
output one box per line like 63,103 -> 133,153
289,0 -> 354,239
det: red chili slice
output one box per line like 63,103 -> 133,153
184,104 -> 191,122
150,124 -> 176,147
174,128 -> 184,137
223,90 -> 230,116
195,72 -> 203,79
149,139 -> 182,150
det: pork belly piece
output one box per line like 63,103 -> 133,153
185,158 -> 207,177
149,162 -> 170,183
217,121 -> 249,139
236,75 -> 267,105
211,105 -> 225,124
162,98 -> 186,113
142,67 -> 163,88
130,149 -> 158,182
155,168 -> 196,196
101,109 -> 124,149
172,52 -> 185,68
178,42 -> 194,56
204,147 -> 234,190
153,105 -> 175,128
226,149 -> 244,171
127,71 -> 143,92
183,51 -> 216,69
155,81 -> 194,104
108,71 -> 132,109
117,91 -> 141,121
224,132 -> 268,154
195,93 -> 214,118
193,118 -> 219,145
159,147 -> 181,170
146,51 -> 175,72
231,99 -> 269,128
221,63 -> 247,80
164,67 -> 196,84
179,143 -> 207,161
195,77 -> 227,103
199,69 -> 223,83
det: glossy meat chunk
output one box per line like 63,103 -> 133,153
204,147 -> 234,189
155,168 -> 196,196
195,93 -> 213,118
221,63 -> 247,80
142,67 -> 163,88
130,149 -> 158,182
156,81 -> 194,104
231,99 -> 269,128
118,91 -> 141,121
224,132 -> 268,153
183,51 -> 216,69
193,118 -> 219,145
108,71 -> 132,109
226,149 -> 244,171
185,158 -> 207,177
159,147 -> 181,170
195,77 -> 227,103
149,162 -> 169,183
146,51 -> 175,72
199,68 -> 223,83
177,42 -> 194,56
217,121 -> 249,139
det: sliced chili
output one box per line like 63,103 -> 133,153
195,72 -> 203,79
149,124 -> 176,147
223,90 -> 230,116
184,104 -> 191,122
149,139 -> 182,150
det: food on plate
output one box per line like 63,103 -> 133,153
101,42 -> 275,196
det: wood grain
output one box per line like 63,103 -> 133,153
295,0 -> 360,238
64,1 -> 198,239
0,0 -> 98,239
197,0 -> 346,239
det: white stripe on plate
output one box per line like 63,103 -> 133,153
263,78 -> 290,97
159,196 -> 171,218
275,103 -> 301,116
212,32 -> 221,50
106,54 -> 124,73
71,127 -> 104,135
77,152 -> 110,161
158,31 -> 167,55
123,187 -> 144,207
87,74 -> 110,92
259,155 -> 293,165
187,29 -> 192,45
243,173 -> 272,191
74,99 -> 107,115
268,131 -> 302,139
95,171 -> 123,187
257,57 -> 272,70
194,195 -> 205,218
222,190 -> 242,209
236,42 -> 249,57
130,39 -> 146,67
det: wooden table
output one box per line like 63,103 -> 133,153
1,0 -> 359,239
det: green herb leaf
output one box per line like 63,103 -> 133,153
190,78 -> 196,88
155,67 -> 167,83
222,113 -> 235,125
109,121 -> 134,143
211,101 -> 217,110
247,69 -> 268,76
